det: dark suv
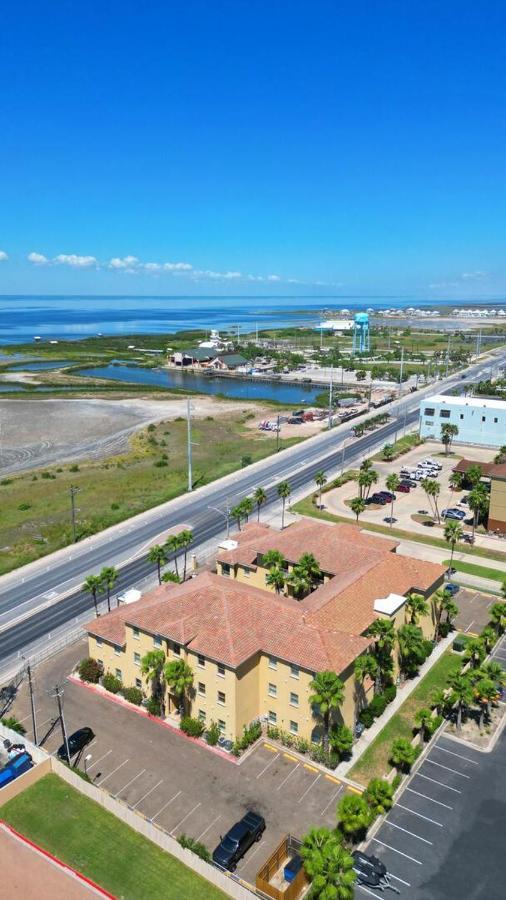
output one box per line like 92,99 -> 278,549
212,811 -> 265,870
57,726 -> 94,762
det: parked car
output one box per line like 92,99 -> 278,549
377,491 -> 396,501
445,582 -> 460,596
422,457 -> 443,470
212,811 -> 266,871
400,478 -> 417,488
369,494 -> 387,505
397,484 -> 410,493
57,726 -> 95,762
0,751 -> 33,789
442,508 -> 466,520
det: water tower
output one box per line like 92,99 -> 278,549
352,312 -> 370,354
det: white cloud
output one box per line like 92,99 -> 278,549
55,254 -> 97,268
163,261 -> 193,271
27,251 -> 49,265
108,255 -> 139,270
461,270 -> 487,281
267,274 -> 281,282
143,262 -> 161,272
0,250 -> 8,262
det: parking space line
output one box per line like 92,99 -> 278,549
133,779 -> 163,809
389,872 -> 411,887
372,838 -> 422,865
171,802 -> 202,834
385,821 -> 432,844
395,803 -> 442,827
114,768 -> 146,798
426,759 -> 470,778
406,787 -> 453,809
151,790 -> 182,822
356,884 -> 383,898
416,773 -> 461,794
87,749 -> 112,771
196,815 -> 222,843
96,758 -> 129,786
237,840 -> 266,870
433,745 -> 478,764
276,763 -> 301,791
320,785 -> 342,816
18,708 -> 41,723
256,752 -> 280,779
298,773 -> 321,803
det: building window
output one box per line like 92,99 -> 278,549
440,410 -> 451,418
290,664 -> 300,679
290,692 -> 299,707
96,637 -> 103,647
243,568 -> 250,578
221,563 -> 231,577
198,682 -> 206,696
172,643 -> 181,656
217,663 -> 225,677
135,677 -> 142,689
424,408 -> 435,416
114,645 -> 121,656
115,669 -> 122,681
97,659 -> 103,667
268,710 -> 277,724
494,417 -> 498,423
218,720 -> 226,734
268,657 -> 277,670
217,691 -> 226,705
197,654 -> 206,668
482,416 -> 486,422
153,635 -> 162,647
268,683 -> 277,698
289,720 -> 298,735
134,652 -> 141,666
460,414 -> 464,420
132,627 -> 140,640
198,709 -> 206,723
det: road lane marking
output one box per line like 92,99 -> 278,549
395,803 -> 442,827
196,815 -> 222,842
87,749 -> 112,770
426,759 -> 470,778
433,745 -> 478,764
372,838 -> 422,865
406,787 -> 452,809
298,773 -> 321,803
171,802 -> 202,834
385,821 -> 432,844
320,785 -> 342,816
19,708 -> 41,723
114,768 -> 146,798
357,884 -> 384,898
256,753 -> 280,779
416,773 -> 461,793
464,621 -> 475,633
151,790 -> 182,821
388,872 -> 411,887
133,779 -> 163,809
96,758 -> 129,785
276,763 -> 301,791
237,840 -> 266,869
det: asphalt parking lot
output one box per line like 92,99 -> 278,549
7,641 -> 348,886
453,588 -> 498,636
489,633 -> 506,671
360,726 -> 506,899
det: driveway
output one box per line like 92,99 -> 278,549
453,588 -> 498,636
6,641 -> 346,887
360,727 -> 506,899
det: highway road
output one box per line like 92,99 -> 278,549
0,352 -> 504,668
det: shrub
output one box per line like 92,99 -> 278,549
390,738 -> 419,772
102,673 -> 122,694
364,778 -> 394,818
69,464 -> 80,472
391,773 -> 402,791
329,724 -> 353,758
180,716 -> 205,738
241,454 -> 253,467
147,423 -> 156,432
309,743 -> 339,769
438,621 -> 451,638
358,708 -> 375,728
1,716 -> 26,735
233,720 -> 262,754
154,460 -> 168,468
206,721 -> 221,746
177,834 -> 211,862
145,697 -> 161,716
383,684 -> 397,703
278,729 -> 295,749
78,657 -> 103,684
422,639 -> 434,660
295,737 -> 310,754
41,471 -> 56,479
111,502 -> 120,511
161,571 -> 181,584
121,686 -> 143,706
18,503 -> 31,511
266,725 -> 280,740
0,478 -> 13,486
369,693 -> 388,718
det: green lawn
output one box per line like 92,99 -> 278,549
372,432 -> 422,461
348,650 -> 463,786
0,774 -> 225,900
443,559 -> 506,584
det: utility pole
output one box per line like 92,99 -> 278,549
328,367 -> 334,429
52,684 -> 70,764
187,398 -> 193,493
276,414 -> 280,451
255,322 -> 258,343
69,485 -> 79,543
398,347 -> 404,397
320,326 -> 323,351
23,659 -> 37,745
445,334 -> 451,378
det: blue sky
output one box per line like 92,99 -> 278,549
1,1 -> 505,297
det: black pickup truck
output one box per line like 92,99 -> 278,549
212,811 -> 265,871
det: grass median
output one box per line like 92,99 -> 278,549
0,773 -> 226,900
443,559 -> 506,584
349,649 -> 462,785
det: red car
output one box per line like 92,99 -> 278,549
397,483 -> 410,493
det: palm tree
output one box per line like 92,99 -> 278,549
414,707 -> 433,744
494,444 -> 506,464
390,737 -> 418,772
430,687 -> 451,716
479,660 -> 504,686
433,587 -> 451,640
444,519 -> 463,571
354,654 -> 378,714
448,672 -> 473,730
397,624 -> 425,678
254,486 -> 267,522
148,544 -> 166,584
442,594 -> 459,626
297,552 -> 323,588
449,471 -> 463,491
241,497 -> 254,523
287,566 -> 312,599
178,529 -> 194,581
422,478 -> 441,523
300,827 -> 356,900
165,534 -> 182,578
405,592 -> 429,625
366,619 -> 395,689
385,473 -> 399,525
100,566 -> 118,613
382,443 -> 395,461
230,503 -> 244,531
468,485 -> 489,539
363,778 -> 394,817
309,671 -> 344,751
141,649 -> 166,714
441,422 -> 459,455
463,637 -> 486,670
337,794 -> 371,843
358,468 -> 377,500
262,549 -> 285,569
360,459 -> 373,472
164,658 -> 194,716
315,470 -> 327,508
489,601 -> 506,635
466,464 -> 483,488
265,566 -> 285,594
474,677 -> 497,730
350,496 -> 366,524
277,480 -> 291,529
83,574 -> 102,617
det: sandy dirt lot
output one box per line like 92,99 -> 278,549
0,397 -> 284,474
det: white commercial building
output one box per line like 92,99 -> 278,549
316,319 -> 354,332
419,395 -> 506,448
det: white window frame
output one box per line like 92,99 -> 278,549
268,682 -> 277,698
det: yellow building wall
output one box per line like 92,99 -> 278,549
218,560 -> 331,597
489,478 -> 506,530
235,654 -> 261,736
185,649 -> 238,741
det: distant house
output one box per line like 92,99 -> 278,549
205,353 -> 249,372
169,347 -> 219,368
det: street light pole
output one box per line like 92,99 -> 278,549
23,659 -> 37,745
187,398 -> 192,493
69,485 -> 79,543
328,366 -> 333,430
276,414 -> 280,452
53,684 -> 70,764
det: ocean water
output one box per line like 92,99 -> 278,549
0,294 -> 445,345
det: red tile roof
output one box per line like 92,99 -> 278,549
454,458 -> 506,478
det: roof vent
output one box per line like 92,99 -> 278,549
374,593 -> 405,616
